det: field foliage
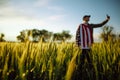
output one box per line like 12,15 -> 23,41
0,41 -> 120,80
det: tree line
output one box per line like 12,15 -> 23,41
0,29 -> 72,42
16,29 -> 72,42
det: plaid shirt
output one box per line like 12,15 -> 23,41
76,19 -> 109,49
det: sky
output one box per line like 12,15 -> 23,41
0,0 -> 120,42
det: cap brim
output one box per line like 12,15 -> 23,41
87,15 -> 91,17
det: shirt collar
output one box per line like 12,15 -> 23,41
82,21 -> 89,25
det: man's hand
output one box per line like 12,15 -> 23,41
106,14 -> 110,20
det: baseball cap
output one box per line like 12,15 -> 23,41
83,15 -> 91,19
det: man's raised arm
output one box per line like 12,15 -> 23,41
90,15 -> 110,28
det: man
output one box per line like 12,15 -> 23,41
75,15 -> 110,79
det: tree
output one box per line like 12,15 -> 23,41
100,26 -> 116,42
30,29 -> 52,42
0,33 -> 5,42
53,30 -> 72,42
53,33 -> 63,41
31,29 -> 41,42
42,29 -> 53,42
61,30 -> 72,41
17,30 -> 30,42
17,29 -> 53,42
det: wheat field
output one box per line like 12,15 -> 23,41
0,41 -> 120,80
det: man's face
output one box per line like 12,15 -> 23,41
83,17 -> 90,22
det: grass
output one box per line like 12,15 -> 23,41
0,41 -> 120,80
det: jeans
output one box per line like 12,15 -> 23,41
80,49 -> 92,68
72,49 -> 94,80
72,49 -> 95,80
